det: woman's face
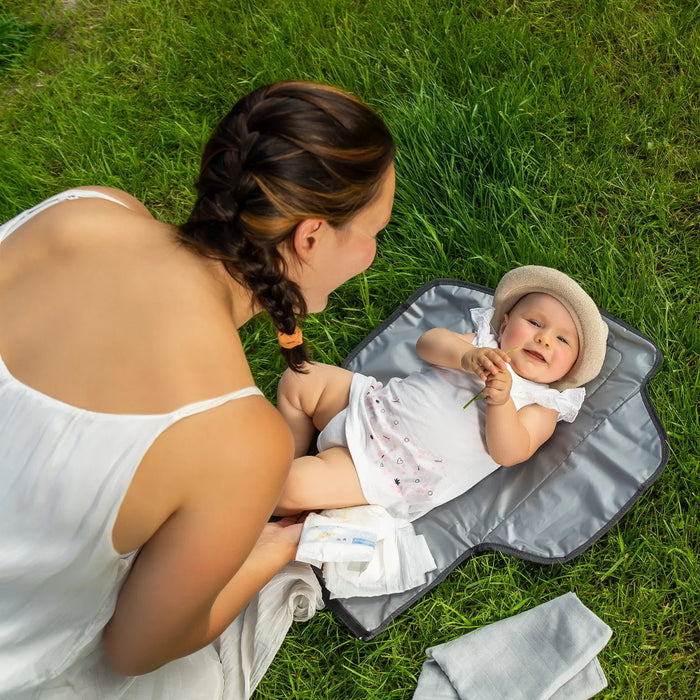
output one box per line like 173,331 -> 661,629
293,164 -> 396,313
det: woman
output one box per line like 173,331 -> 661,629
0,81 -> 395,696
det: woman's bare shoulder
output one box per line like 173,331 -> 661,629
113,387 -> 294,553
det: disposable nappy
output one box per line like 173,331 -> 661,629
295,505 -> 437,599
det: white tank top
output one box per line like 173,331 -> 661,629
0,191 -> 264,694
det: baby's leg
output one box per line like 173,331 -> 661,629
277,362 -> 355,457
274,446 -> 368,515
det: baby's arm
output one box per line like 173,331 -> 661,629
484,372 -> 558,466
417,328 -> 556,465
416,327 -> 510,379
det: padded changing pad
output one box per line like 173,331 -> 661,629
324,279 -> 667,640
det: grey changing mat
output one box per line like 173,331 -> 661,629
324,279 -> 667,640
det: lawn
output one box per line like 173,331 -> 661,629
1,1 -> 697,697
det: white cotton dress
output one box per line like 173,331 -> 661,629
0,192 -> 264,699
318,307 -> 585,522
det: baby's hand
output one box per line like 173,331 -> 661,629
483,368 -> 513,405
462,346 -> 511,381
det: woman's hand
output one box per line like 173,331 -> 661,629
252,514 -> 306,564
461,346 -> 511,381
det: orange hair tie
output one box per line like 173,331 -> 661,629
276,326 -> 304,349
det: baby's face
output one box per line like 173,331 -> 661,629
498,293 -> 579,384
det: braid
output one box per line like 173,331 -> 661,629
177,81 -> 394,371
224,235 -> 309,370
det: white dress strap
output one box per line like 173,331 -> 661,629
172,386 -> 265,420
0,189 -> 130,243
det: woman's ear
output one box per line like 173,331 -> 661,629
292,218 -> 326,263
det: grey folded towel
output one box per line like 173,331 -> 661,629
413,593 -> 612,700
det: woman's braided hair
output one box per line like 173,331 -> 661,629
178,81 -> 395,370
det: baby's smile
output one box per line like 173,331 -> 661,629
523,348 -> 547,363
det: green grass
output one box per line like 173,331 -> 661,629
1,0 -> 697,697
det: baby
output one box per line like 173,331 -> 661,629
275,266 -> 608,521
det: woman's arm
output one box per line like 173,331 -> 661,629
103,397 -> 296,676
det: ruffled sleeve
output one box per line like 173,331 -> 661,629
511,376 -> 586,423
470,307 -> 499,348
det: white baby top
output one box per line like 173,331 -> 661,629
0,191 -> 264,696
320,307 -> 585,521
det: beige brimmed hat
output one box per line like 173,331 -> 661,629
492,265 -> 609,390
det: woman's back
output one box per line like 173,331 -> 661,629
0,187 -> 253,415
0,189 -> 288,692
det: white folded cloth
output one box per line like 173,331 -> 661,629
295,505 -> 436,599
413,592 -> 612,700
218,561 -> 324,699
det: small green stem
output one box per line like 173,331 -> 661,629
462,388 -> 485,410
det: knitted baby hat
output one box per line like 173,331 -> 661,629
492,265 -> 609,390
